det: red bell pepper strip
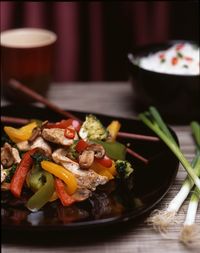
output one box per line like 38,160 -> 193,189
45,119 -> 81,132
175,43 -> 184,51
159,53 -> 165,59
171,57 -> 178,65
75,139 -> 89,153
185,56 -> 193,61
54,178 -> 76,206
95,155 -> 113,168
64,127 -> 75,139
10,148 -> 37,198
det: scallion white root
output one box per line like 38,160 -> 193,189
146,209 -> 177,233
146,156 -> 200,233
180,186 -> 200,247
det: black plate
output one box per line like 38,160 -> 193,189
1,104 -> 179,232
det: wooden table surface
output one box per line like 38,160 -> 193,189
1,82 -> 199,253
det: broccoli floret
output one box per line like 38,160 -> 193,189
115,160 -> 134,191
116,160 -> 134,179
66,140 -> 79,160
79,114 -> 108,141
5,164 -> 17,183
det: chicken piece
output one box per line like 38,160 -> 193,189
71,188 -> 91,202
1,164 -> 7,183
42,128 -> 78,146
52,148 -> 108,191
30,137 -> 52,156
16,137 -> 52,156
1,142 -> 21,167
16,141 -> 30,151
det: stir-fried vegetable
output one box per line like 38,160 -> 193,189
5,164 -> 17,183
92,140 -> 126,160
54,178 -> 76,206
90,160 -> 116,180
41,161 -> 77,195
107,120 -> 121,142
116,160 -> 134,179
4,122 -> 37,143
79,114 -> 109,141
45,119 -> 81,132
26,171 -> 55,212
10,148 -> 37,197
1,113 -> 135,212
26,166 -> 44,192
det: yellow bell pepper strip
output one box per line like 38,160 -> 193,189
54,178 -> 76,206
107,161 -> 117,176
4,121 -> 37,143
107,120 -> 121,142
90,160 -> 116,180
26,171 -> 55,212
40,161 -> 77,195
49,191 -> 58,202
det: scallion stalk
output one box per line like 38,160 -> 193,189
179,121 -> 200,247
179,185 -> 200,247
139,108 -> 200,191
143,110 -> 200,233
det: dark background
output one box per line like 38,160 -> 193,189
1,1 -> 199,82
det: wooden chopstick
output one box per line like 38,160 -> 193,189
8,78 -> 81,121
1,116 -> 30,125
117,131 -> 159,142
126,148 -> 148,164
8,78 -> 159,142
1,115 -> 149,164
1,114 -> 159,142
5,78 -> 157,164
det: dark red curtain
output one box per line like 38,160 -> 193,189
1,1 -> 199,82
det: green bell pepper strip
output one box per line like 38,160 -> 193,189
26,171 -> 55,212
91,140 -> 126,160
26,166 -> 44,192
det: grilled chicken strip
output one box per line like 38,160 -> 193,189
42,128 -> 78,146
16,137 -> 52,156
1,164 -> 7,183
16,141 -> 30,151
30,137 -> 52,156
1,142 -> 21,167
52,148 -> 108,191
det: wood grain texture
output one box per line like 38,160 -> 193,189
2,82 -> 199,253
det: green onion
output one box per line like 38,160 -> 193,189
146,155 -> 200,232
139,107 -> 200,191
179,121 -> 200,247
142,109 -> 200,233
177,52 -> 183,58
180,185 -> 200,247
191,121 -> 200,148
